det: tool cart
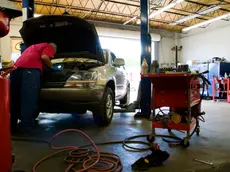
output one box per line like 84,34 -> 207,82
142,73 -> 206,147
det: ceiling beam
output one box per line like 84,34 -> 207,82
104,0 -> 139,7
89,19 -> 180,37
185,0 -> 230,13
105,0 -> 210,21
11,0 -> 188,27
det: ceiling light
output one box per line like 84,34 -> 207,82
149,0 -> 184,18
182,12 -> 230,32
34,14 -> 42,17
123,0 -> 166,25
170,14 -> 200,25
170,5 -> 221,25
124,16 -> 137,25
198,5 -> 221,15
136,19 -> 141,25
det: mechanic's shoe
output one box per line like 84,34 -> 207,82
34,119 -> 39,126
134,112 -> 150,119
12,129 -> 40,137
11,124 -> 20,135
11,124 -> 39,137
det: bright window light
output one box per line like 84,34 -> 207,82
182,12 -> 230,32
170,5 -> 221,25
149,0 -> 184,18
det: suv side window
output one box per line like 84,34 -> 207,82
103,50 -> 108,63
110,52 -> 116,66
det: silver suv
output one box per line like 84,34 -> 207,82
19,15 -> 130,126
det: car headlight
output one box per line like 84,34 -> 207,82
64,71 -> 98,88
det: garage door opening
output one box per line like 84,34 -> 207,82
99,36 -> 155,104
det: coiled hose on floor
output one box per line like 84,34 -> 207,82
32,129 -> 123,172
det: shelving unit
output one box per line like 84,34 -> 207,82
212,76 -> 228,101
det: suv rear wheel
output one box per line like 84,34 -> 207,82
93,87 -> 115,126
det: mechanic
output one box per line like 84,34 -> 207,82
10,42 -> 57,134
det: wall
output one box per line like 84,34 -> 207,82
0,17 -> 21,60
180,21 -> 230,63
159,37 -> 176,64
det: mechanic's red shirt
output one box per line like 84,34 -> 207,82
15,43 -> 55,71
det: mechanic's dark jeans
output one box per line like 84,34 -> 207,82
10,68 -> 41,133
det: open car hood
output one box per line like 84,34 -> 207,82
19,15 -> 105,63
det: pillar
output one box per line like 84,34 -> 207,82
22,0 -> 34,21
140,0 -> 152,116
21,0 -> 34,52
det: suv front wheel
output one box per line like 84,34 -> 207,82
93,87 -> 115,126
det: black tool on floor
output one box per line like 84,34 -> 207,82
131,144 -> 170,171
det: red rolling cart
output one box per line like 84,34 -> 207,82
142,73 -> 202,147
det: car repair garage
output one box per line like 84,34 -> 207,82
0,0 -> 230,172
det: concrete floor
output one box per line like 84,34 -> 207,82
12,101 -> 230,172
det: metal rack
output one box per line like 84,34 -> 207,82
212,76 -> 228,101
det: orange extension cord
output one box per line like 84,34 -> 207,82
32,129 -> 123,172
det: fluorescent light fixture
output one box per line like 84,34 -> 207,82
170,14 -> 200,25
136,19 -> 141,25
124,16 -> 137,25
149,0 -> 184,18
170,5 -> 221,25
198,5 -> 221,15
123,3 -> 157,25
34,14 -> 42,17
123,0 -> 165,25
182,12 -> 230,32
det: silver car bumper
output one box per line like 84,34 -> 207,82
40,86 -> 105,102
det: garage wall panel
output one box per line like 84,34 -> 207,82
96,27 -> 161,41
180,23 -> 230,63
0,18 -> 21,60
159,37 -> 176,64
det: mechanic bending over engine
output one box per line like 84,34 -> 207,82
10,42 -> 57,134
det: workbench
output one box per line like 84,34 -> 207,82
142,73 -> 202,147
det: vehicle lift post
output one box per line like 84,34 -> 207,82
20,0 -> 34,53
137,0 -> 152,117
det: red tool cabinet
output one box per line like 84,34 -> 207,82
141,73 -> 201,147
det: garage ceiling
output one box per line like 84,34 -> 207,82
10,0 -> 230,32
